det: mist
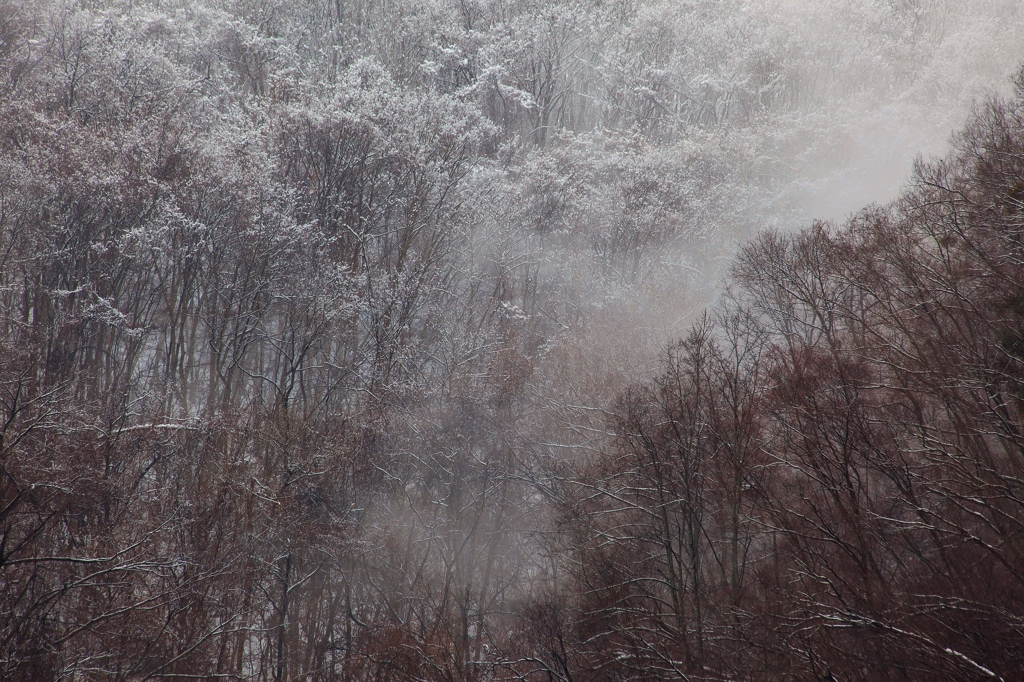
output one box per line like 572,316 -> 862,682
2,0 -> 1024,679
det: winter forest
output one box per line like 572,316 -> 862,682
4,0 -> 1024,679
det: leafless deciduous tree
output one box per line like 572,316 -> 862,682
3,0 -> 1024,680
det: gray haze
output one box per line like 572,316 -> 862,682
3,0 -> 1024,677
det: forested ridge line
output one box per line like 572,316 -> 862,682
562,80 -> 1024,679
2,0 -> 1024,679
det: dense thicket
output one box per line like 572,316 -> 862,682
558,78 -> 1024,680
1,0 -> 1023,680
